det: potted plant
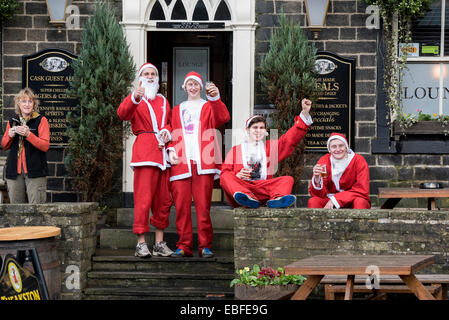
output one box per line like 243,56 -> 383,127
231,264 -> 306,300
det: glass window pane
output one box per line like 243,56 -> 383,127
150,0 -> 165,20
214,0 -> 231,21
442,64 -> 449,114
171,0 -> 187,20
401,63 -> 440,115
164,0 -> 172,5
410,1 -> 442,57
193,0 -> 209,21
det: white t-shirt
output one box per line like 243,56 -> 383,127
181,99 -> 204,162
245,141 -> 264,180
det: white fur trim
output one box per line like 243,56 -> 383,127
311,177 -> 323,190
300,112 -> 313,126
130,161 -> 166,171
329,195 -> 341,209
131,91 -> 141,104
182,75 -> 203,89
206,93 -> 220,101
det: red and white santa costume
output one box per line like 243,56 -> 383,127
308,133 -> 371,209
220,113 -> 312,207
167,71 -> 230,256
117,63 -> 173,235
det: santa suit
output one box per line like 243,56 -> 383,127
117,92 -> 172,234
220,114 -> 311,207
168,95 -> 230,256
308,152 -> 371,209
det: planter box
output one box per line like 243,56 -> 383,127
393,121 -> 449,136
234,284 -> 299,300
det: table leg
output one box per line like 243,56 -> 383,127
428,198 -> 436,210
399,274 -> 436,300
381,198 -> 401,209
344,275 -> 355,300
290,275 -> 323,300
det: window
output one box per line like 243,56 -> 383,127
401,0 -> 449,117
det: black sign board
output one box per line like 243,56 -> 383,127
306,51 -> 355,152
22,49 -> 79,147
156,22 -> 225,29
0,254 -> 43,300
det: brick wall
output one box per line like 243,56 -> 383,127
1,0 -> 122,203
234,207 -> 449,274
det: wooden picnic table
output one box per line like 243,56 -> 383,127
284,255 -> 436,300
378,187 -> 449,210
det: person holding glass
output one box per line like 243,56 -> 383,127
308,132 -> 371,209
220,98 -> 313,209
1,88 -> 49,203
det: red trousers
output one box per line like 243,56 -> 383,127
133,166 -> 172,234
308,196 -> 370,209
171,161 -> 214,256
220,172 -> 294,207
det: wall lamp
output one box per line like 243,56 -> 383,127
305,0 -> 330,40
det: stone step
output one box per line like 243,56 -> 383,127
99,228 -> 234,251
91,250 -> 235,274
87,271 -> 234,289
116,205 -> 234,230
83,287 -> 234,300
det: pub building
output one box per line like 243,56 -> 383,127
2,0 -> 449,209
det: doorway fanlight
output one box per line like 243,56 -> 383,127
149,0 -> 231,21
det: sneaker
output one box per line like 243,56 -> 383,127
171,248 -> 186,258
135,242 -> 152,258
234,192 -> 260,208
152,241 -> 174,257
200,248 -> 214,258
267,194 -> 296,208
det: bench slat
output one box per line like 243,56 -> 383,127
321,274 -> 449,284
326,284 -> 441,294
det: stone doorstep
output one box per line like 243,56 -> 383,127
83,287 -> 234,300
99,227 -> 235,251
116,205 -> 234,230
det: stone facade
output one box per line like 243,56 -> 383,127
0,202 -> 98,300
234,207 -> 449,274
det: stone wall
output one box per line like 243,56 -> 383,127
234,207 -> 449,275
0,202 -> 98,300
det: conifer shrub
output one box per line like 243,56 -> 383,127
65,2 -> 135,202
258,13 -> 320,190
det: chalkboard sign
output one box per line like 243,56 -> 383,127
22,49 -> 79,147
306,52 -> 355,152
0,254 -> 43,300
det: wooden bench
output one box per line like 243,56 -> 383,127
321,274 -> 449,300
378,187 -> 449,210
325,284 -> 441,300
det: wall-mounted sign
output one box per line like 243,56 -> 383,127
0,255 -> 43,300
157,22 -> 225,29
22,49 -> 79,147
173,47 -> 210,106
306,51 -> 355,152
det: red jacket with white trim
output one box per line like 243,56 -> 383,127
168,98 -> 230,181
117,93 -> 171,170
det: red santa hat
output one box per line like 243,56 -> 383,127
182,71 -> 203,90
138,62 -> 158,77
327,132 -> 349,152
245,114 -> 265,128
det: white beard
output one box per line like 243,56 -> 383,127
139,76 -> 159,100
